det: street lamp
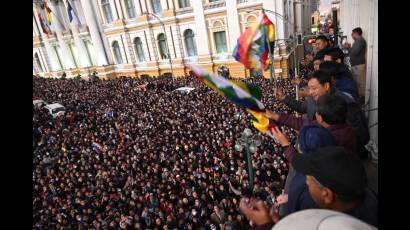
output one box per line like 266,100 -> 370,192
235,128 -> 263,194
144,12 -> 174,80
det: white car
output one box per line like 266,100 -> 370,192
33,99 -> 48,109
44,103 -> 66,118
174,87 -> 195,94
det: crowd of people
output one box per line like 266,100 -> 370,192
33,74 -> 300,229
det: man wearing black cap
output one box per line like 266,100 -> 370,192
292,146 -> 378,227
239,146 -> 378,229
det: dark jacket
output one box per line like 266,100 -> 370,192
328,124 -> 357,154
282,172 -> 316,217
315,46 -> 332,60
335,78 -> 358,101
349,37 -> 367,66
334,64 -> 359,100
345,189 -> 378,227
341,90 -> 370,158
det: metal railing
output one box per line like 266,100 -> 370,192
175,7 -> 193,15
237,0 -> 259,4
204,1 -> 226,10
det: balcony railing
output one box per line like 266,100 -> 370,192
237,0 -> 259,4
176,7 -> 193,15
204,1 -> 226,10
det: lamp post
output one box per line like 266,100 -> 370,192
144,12 -> 174,80
235,128 -> 263,194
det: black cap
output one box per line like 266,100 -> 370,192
292,146 -> 367,199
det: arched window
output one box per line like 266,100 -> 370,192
184,29 -> 197,57
134,37 -> 145,62
214,31 -> 227,54
125,0 -> 136,18
34,53 -> 43,72
101,0 -> 113,23
151,0 -> 162,14
157,33 -> 168,59
178,0 -> 190,8
112,41 -> 124,64
245,16 -> 257,30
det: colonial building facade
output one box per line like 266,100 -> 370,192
33,0 -> 317,79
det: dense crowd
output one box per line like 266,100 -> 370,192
33,25 -> 377,230
33,75 -> 300,230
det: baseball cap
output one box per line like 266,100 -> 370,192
292,146 -> 367,199
272,209 -> 377,230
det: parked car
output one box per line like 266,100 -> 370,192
44,103 -> 66,118
33,99 -> 48,109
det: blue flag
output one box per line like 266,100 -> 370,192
66,0 -> 75,23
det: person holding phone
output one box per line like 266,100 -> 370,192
342,27 -> 367,103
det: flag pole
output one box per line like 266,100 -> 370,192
293,37 -> 299,101
294,38 -> 300,115
263,9 -> 276,91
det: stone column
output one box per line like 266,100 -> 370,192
62,0 -> 92,67
192,0 -> 211,56
80,0 -> 110,66
226,0 -> 241,51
